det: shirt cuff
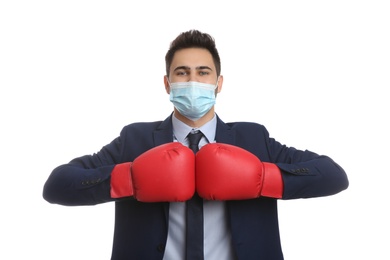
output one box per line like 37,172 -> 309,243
110,162 -> 133,198
260,162 -> 284,199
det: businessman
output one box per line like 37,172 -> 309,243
43,29 -> 349,260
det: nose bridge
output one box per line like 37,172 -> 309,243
188,70 -> 198,82
188,66 -> 200,81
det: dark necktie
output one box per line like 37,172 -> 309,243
186,131 -> 204,260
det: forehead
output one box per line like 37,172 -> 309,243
171,48 -> 215,70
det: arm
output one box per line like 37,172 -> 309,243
254,124 -> 349,200
43,127 -> 195,206
43,137 -> 122,206
196,122 -> 349,201
274,147 -> 349,200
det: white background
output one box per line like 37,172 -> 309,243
1,1 -> 389,259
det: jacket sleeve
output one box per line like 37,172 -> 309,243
232,122 -> 349,200
43,130 -> 127,206
267,136 -> 349,200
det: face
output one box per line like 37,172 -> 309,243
164,48 -> 223,93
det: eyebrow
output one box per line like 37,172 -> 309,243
173,66 -> 213,72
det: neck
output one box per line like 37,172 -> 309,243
173,107 -> 215,128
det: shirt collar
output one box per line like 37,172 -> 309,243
172,114 -> 217,144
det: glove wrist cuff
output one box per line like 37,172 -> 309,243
110,162 -> 133,198
260,162 -> 283,199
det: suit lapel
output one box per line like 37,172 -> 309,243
153,113 -> 174,146
215,115 -> 236,145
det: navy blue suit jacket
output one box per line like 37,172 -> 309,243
43,114 -> 349,260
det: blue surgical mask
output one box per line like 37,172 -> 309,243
169,80 -> 219,121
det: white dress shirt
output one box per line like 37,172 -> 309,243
163,114 -> 236,260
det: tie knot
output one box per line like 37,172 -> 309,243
187,131 -> 203,153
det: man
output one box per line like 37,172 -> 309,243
43,30 -> 349,260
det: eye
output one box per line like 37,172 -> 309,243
175,70 -> 187,76
199,71 -> 210,76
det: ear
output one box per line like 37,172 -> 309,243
164,76 -> 170,94
216,75 -> 223,94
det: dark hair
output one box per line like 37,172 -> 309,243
165,30 -> 221,77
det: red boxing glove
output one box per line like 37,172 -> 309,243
195,143 -> 283,200
111,142 -> 195,202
